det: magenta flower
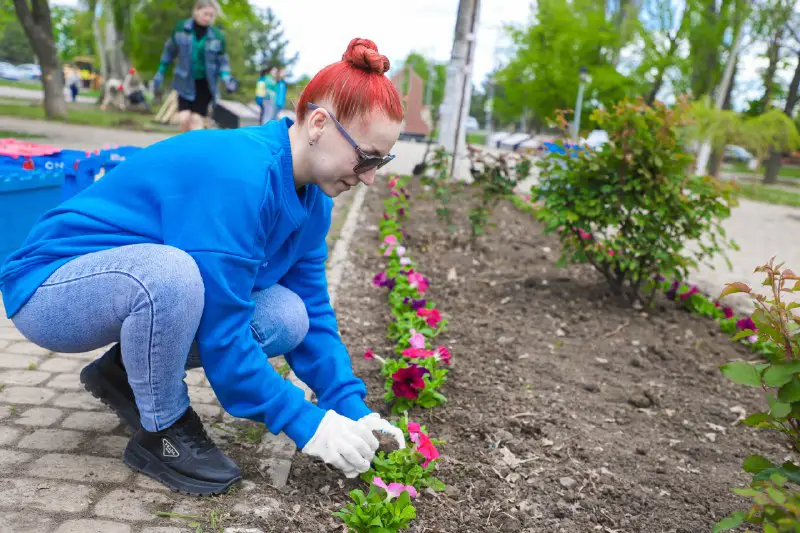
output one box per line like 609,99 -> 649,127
383,235 -> 399,257
372,476 -> 417,499
737,317 -> 757,331
372,272 -> 388,287
578,228 -> 591,240
391,365 -> 428,400
666,281 -> 680,300
388,176 -> 398,188
407,423 -> 440,467
398,207 -> 406,217
363,348 -> 375,360
435,346 -> 451,365
679,285 -> 698,301
411,298 -> 427,310
417,308 -> 442,327
402,347 -> 435,359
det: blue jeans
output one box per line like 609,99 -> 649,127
12,244 -> 309,432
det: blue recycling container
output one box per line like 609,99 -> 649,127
0,168 -> 66,266
101,145 -> 142,172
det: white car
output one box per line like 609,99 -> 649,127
16,63 -> 41,80
0,62 -> 23,81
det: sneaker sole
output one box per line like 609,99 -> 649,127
123,439 -> 241,496
80,361 -> 140,432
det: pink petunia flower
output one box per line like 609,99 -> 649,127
372,476 -> 417,499
408,271 -> 429,293
435,345 -> 451,365
723,307 -> 735,319
363,348 -> 375,360
578,228 -> 592,240
402,347 -> 435,359
407,424 -> 440,467
417,308 -> 442,327
679,285 -> 699,301
737,317 -> 757,331
409,329 -> 426,349
400,257 -> 412,266
388,176 -> 398,188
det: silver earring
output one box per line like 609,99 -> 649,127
309,140 -> 314,146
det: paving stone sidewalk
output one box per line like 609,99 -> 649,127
0,189 -> 360,533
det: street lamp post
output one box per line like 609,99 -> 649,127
571,66 -> 589,141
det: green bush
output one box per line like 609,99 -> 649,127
532,98 -> 738,303
716,259 -> 800,533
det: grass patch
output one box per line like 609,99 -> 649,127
725,162 -> 800,180
8,405 -> 17,415
0,98 -> 176,133
0,79 -> 101,99
27,362 -> 38,370
0,129 -> 45,139
734,182 -> 800,208
154,510 -> 226,532
467,132 -> 487,145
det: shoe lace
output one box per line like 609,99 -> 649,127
176,408 -> 216,453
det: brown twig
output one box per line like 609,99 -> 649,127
604,320 -> 630,338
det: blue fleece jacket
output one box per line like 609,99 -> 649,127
0,119 -> 372,448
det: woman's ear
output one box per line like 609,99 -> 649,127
308,108 -> 328,142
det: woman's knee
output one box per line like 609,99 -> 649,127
251,285 -> 309,355
142,246 -> 205,320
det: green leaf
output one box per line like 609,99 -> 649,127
731,329 -> 757,342
720,361 -> 762,387
712,512 -> 745,532
771,401 -> 791,418
368,516 -> 384,527
763,524 -> 778,533
766,486 -> 787,504
743,455 -> 775,475
719,282 -> 751,299
763,363 -> 800,387
778,377 -> 800,403
742,412 -> 772,427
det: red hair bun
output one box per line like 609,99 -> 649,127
342,38 -> 390,74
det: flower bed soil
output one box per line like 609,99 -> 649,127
221,181 -> 783,532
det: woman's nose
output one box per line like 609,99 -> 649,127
358,168 -> 377,186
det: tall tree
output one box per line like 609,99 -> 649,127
638,0 -> 692,104
752,0 -> 795,111
244,7 -> 298,72
763,49 -> 800,184
12,0 -> 67,119
0,6 -> 35,63
51,5 -> 94,62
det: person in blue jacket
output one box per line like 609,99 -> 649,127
0,38 -> 404,496
272,68 -> 288,122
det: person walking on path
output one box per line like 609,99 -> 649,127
272,68 -> 288,122
0,38 -> 404,496
255,66 -> 277,125
67,69 -> 80,103
152,0 -> 236,132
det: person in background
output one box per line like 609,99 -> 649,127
123,68 -> 151,112
67,69 -> 80,103
272,68 -> 288,122
256,66 -> 278,125
152,0 -> 236,132
255,67 -> 272,125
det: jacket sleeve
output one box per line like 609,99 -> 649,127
157,25 -> 179,74
217,31 -> 231,79
279,237 -> 372,422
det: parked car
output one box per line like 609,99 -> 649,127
0,62 -> 23,81
723,145 -> 753,163
16,63 -> 41,80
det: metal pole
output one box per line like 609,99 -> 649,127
450,0 -> 480,179
572,81 -> 585,140
486,79 -> 494,137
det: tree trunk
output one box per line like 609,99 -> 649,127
13,0 -> 66,119
763,52 -> 800,184
759,31 -> 783,111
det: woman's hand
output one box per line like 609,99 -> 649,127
301,410 -> 379,478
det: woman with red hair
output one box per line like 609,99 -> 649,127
0,38 -> 405,495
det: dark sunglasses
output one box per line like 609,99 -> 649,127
307,103 -> 396,174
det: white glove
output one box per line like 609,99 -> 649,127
358,413 -> 406,450
302,410 -> 379,478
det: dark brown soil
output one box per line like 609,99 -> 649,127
223,181 -> 784,533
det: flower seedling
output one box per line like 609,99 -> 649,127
333,482 -> 417,533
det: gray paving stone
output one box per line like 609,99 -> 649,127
51,391 -> 104,410
38,356 -> 82,373
4,342 -> 51,356
184,370 -> 207,386
0,386 -> 55,405
27,453 -> 131,483
0,449 -> 32,471
54,519 -> 131,533
0,369 -> 52,386
0,511 -> 54,533
95,435 -> 129,457
141,528 -> 193,533
0,327 -> 27,341
0,426 -> 22,445
15,407 -> 63,427
188,385 -> 217,404
0,353 -> 43,369
62,410 -> 120,432
0,340 -> 9,351
94,488 -> 173,521
18,428 -> 85,451
0,408 -> 7,420
46,373 -> 82,390
0,477 -> 94,513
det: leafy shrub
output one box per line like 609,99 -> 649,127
532,98 -> 738,304
467,147 -> 531,238
715,258 -> 800,532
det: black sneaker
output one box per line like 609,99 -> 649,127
80,344 -> 140,431
123,406 -> 241,496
